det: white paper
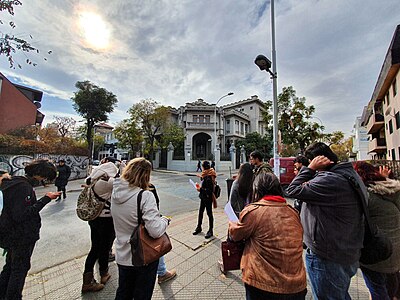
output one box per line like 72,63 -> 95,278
189,179 -> 198,190
224,201 -> 239,222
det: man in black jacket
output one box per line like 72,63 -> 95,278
54,159 -> 71,201
286,142 -> 366,299
0,160 -> 60,300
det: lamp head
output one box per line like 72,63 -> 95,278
228,92 -> 234,96
254,54 -> 272,71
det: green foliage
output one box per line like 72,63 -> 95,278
324,132 -> 352,162
127,99 -> 169,160
160,123 -> 185,153
71,80 -> 117,157
235,132 -> 273,160
114,119 -> 143,155
263,86 -> 324,153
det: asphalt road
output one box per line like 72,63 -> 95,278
0,171 -> 231,274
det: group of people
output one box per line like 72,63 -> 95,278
227,143 -> 400,300
1,143 -> 400,299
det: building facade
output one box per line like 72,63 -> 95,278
352,114 -> 372,160
172,95 -> 266,160
362,25 -> 400,160
0,73 -> 44,134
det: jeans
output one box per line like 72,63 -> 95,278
0,243 -> 35,300
361,266 -> 392,300
305,249 -> 357,300
157,256 -> 167,276
196,197 -> 213,231
245,284 -> 306,300
84,217 -> 115,274
115,260 -> 159,300
56,185 -> 66,198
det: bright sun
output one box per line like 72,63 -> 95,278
79,11 -> 110,50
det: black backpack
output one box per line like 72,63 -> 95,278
214,182 -> 221,199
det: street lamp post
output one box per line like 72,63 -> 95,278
214,92 -> 234,170
254,0 -> 280,176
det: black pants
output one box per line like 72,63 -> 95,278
56,185 -> 66,198
245,284 -> 307,300
197,197 -> 213,231
84,217 -> 115,274
115,260 -> 159,300
0,243 -> 35,300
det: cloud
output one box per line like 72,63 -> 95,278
0,0 -> 399,137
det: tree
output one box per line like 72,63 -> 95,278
0,0 -> 51,68
323,131 -> 353,161
127,99 -> 169,162
114,119 -> 143,157
235,132 -> 273,160
159,123 -> 185,155
71,80 -> 118,160
263,86 -> 324,154
52,116 -> 76,138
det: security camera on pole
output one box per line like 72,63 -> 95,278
254,0 -> 280,177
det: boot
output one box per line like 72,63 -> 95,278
205,230 -> 213,239
192,226 -> 202,235
81,272 -> 104,293
100,269 -> 111,285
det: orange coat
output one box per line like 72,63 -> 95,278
229,200 -> 306,294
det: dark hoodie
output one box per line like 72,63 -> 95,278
0,176 -> 51,248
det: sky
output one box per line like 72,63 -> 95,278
1,0 -> 399,137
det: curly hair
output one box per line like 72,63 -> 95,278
353,161 -> 386,186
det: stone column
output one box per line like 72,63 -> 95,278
240,145 -> 246,164
167,142 -> 174,170
215,145 -> 221,172
230,142 -> 236,170
154,146 -> 161,169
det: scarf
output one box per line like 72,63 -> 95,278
261,195 -> 286,203
201,169 -> 217,180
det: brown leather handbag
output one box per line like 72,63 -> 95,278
130,190 -> 172,266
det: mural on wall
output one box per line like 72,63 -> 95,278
0,154 -> 89,179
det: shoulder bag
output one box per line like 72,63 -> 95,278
341,174 -> 393,265
220,233 -> 245,274
130,190 -> 172,266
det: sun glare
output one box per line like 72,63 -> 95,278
79,11 -> 110,50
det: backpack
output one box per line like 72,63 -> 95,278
214,182 -> 221,199
76,178 -> 107,221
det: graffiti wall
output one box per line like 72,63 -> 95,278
0,154 -> 89,179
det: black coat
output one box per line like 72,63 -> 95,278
55,164 -> 71,187
0,176 -> 51,248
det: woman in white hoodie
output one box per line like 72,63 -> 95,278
81,159 -> 119,293
111,157 -> 170,300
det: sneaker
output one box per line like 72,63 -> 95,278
192,227 -> 202,235
158,269 -> 177,284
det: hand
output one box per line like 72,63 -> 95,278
308,156 -> 333,171
379,165 -> 392,178
46,191 -> 62,200
162,216 -> 171,225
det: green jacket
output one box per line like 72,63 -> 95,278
363,179 -> 400,273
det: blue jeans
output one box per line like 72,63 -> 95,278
360,266 -> 391,300
115,260 -> 159,300
305,249 -> 357,300
157,256 -> 167,276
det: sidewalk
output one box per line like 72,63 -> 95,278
21,208 -> 371,300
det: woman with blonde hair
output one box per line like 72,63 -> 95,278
111,158 -> 170,300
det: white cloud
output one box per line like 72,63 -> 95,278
0,0 -> 399,136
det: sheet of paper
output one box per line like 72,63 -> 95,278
224,201 -> 239,222
189,179 -> 198,190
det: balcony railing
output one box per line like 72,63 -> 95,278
186,122 -> 215,129
367,113 -> 384,134
368,137 -> 387,153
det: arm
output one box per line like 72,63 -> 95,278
228,207 -> 257,241
141,191 -> 168,238
66,166 -> 71,179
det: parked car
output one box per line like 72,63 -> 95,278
269,157 -> 296,186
